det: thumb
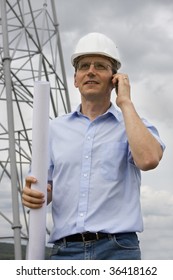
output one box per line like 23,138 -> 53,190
25,176 -> 37,188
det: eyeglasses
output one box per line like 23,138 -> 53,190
77,61 -> 112,71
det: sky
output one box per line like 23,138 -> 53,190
55,0 -> 173,260
0,0 -> 173,260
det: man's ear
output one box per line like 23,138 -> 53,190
74,73 -> 78,88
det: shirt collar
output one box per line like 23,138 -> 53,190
71,103 -> 122,122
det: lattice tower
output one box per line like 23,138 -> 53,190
0,0 -> 71,259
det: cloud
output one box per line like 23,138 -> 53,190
140,185 -> 173,259
141,185 -> 173,216
0,0 -> 172,261
59,0 -> 173,260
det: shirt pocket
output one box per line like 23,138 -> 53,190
100,141 -> 127,181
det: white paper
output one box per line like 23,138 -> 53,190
27,81 -> 50,260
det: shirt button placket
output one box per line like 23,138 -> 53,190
77,123 -> 96,230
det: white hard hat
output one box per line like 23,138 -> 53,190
71,32 -> 121,70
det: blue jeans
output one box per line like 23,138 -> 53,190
50,232 -> 141,260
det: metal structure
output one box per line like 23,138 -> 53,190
0,0 -> 71,259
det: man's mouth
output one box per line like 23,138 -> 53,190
84,80 -> 99,85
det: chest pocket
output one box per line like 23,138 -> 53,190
101,141 -> 127,181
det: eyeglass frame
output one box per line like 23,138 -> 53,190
77,61 -> 113,71
74,56 -> 117,74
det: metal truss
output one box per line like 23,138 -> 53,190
0,0 -> 71,259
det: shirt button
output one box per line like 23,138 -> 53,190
80,213 -> 84,217
85,155 -> 89,159
83,173 -> 88,177
87,136 -> 91,140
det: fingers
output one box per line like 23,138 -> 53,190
112,73 -> 131,108
22,190 -> 45,209
47,184 -> 52,192
112,73 -> 129,87
22,176 -> 45,209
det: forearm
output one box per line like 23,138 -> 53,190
120,100 -> 163,170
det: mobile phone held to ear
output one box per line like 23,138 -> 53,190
112,75 -> 119,95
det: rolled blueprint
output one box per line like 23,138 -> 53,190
27,81 -> 50,260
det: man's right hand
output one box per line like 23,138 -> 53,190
22,176 -> 45,209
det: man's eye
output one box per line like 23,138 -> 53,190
80,63 -> 90,70
95,63 -> 106,70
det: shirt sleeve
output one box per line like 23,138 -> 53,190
47,125 -> 54,183
142,118 -> 166,151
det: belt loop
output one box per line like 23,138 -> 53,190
63,237 -> 67,246
96,232 -> 99,240
81,233 -> 85,242
108,233 -> 113,240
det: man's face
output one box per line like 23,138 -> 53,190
74,55 -> 114,101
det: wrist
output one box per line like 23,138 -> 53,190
117,99 -> 133,111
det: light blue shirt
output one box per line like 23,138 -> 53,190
48,104 -> 165,242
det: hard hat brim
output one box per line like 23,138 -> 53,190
71,51 -> 121,70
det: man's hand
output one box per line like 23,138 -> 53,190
112,73 -> 131,108
22,176 -> 45,209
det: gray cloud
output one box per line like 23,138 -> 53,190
58,0 -> 173,260
0,0 -> 172,260
139,185 -> 173,259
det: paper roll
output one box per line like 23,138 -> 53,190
27,81 -> 50,260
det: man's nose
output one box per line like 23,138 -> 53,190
87,64 -> 96,75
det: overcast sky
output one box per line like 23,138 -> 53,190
1,0 -> 173,260
55,0 -> 173,260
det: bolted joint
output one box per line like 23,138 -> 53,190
2,56 -> 12,63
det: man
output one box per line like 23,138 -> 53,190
22,32 -> 165,260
